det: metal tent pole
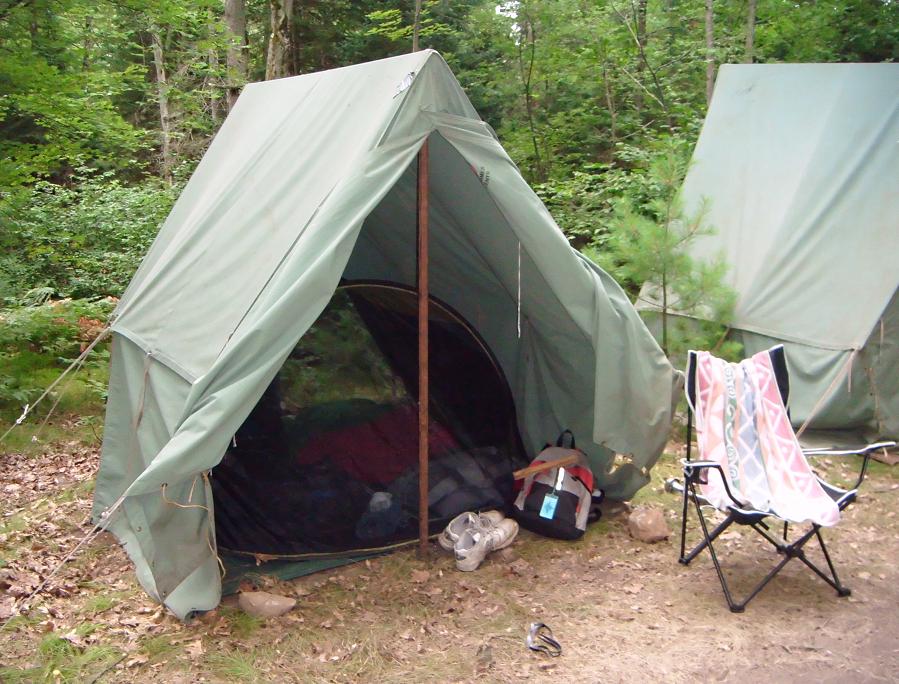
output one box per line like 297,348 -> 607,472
417,138 -> 430,557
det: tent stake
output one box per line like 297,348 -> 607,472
417,138 -> 430,558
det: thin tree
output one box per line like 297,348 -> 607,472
517,10 -> 544,181
266,0 -> 294,80
705,0 -> 714,105
150,27 -> 173,184
412,0 -> 422,52
634,0 -> 647,117
224,0 -> 248,109
744,0 -> 757,64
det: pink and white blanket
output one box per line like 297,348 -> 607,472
690,348 -> 839,527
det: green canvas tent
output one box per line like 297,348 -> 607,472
641,63 -> 899,444
93,51 -> 680,618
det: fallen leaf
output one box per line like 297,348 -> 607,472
186,640 -> 204,659
126,654 -> 149,668
411,569 -> 430,584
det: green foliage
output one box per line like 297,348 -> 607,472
0,298 -> 113,408
586,140 -> 738,361
0,0 -> 894,419
0,0 -> 150,189
365,2 -> 450,44
279,292 -> 405,408
0,172 -> 180,301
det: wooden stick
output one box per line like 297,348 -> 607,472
513,454 -> 579,480
417,139 -> 430,557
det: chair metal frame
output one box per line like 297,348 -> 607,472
668,346 -> 895,613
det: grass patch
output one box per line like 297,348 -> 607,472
0,613 -> 41,633
0,632 -> 122,683
140,634 -> 178,660
82,594 -> 118,615
206,649 -> 262,682
220,606 -> 264,639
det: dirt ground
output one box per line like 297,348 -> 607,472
1,439 -> 897,683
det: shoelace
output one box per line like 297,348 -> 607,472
526,622 -> 562,657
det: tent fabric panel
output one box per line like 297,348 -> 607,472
736,330 -> 872,432
92,334 -> 192,515
679,63 -> 899,349
344,132 -> 599,463
858,287 -> 899,440
112,52 -> 433,379
432,116 -> 679,474
345,127 -> 679,497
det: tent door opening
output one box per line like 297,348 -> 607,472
210,281 -> 528,557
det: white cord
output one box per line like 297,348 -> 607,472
517,242 -> 522,339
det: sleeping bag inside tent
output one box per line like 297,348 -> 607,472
212,283 -> 527,555
92,50 -> 681,618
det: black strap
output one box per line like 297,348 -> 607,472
527,622 -> 562,657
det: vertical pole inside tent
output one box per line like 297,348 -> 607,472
417,138 -> 430,557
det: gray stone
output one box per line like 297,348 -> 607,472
627,507 -> 669,543
238,591 -> 297,618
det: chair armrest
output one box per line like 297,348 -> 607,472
804,441 -> 896,492
680,459 -> 745,509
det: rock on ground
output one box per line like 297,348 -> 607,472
238,591 -> 297,618
627,506 -> 669,543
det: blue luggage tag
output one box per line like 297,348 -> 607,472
539,493 -> 558,519
539,467 -> 567,519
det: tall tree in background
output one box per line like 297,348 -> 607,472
634,0 -> 648,117
266,0 -> 294,79
412,0 -> 422,52
515,5 -> 544,181
150,26 -> 174,183
705,0 -> 715,105
224,0 -> 248,108
744,0 -> 756,63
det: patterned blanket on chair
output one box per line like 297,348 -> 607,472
691,349 -> 839,526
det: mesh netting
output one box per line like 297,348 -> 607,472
211,283 -> 527,555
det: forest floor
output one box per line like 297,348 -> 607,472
1,432 -> 898,683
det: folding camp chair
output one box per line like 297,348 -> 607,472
666,345 -> 895,613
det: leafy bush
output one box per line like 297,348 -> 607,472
0,171 -> 180,302
0,298 -> 114,408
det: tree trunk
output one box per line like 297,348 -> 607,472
705,0 -> 715,106
224,0 -> 247,109
601,58 -> 617,145
208,46 -> 223,125
82,15 -> 93,71
412,0 -> 422,52
266,0 -> 294,80
744,0 -> 757,64
518,15 -> 544,181
634,0 -> 648,116
150,29 -> 173,184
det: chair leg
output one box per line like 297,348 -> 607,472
797,528 -> 851,597
682,480 -> 746,612
679,476 -> 690,561
679,484 -> 852,612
